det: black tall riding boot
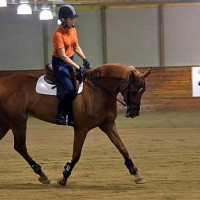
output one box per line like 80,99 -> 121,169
55,98 -> 67,125
65,99 -> 74,126
56,92 -> 74,126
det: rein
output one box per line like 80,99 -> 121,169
86,76 -> 128,107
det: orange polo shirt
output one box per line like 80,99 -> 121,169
52,25 -> 78,58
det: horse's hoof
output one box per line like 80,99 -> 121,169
134,177 -> 147,184
58,178 -> 67,186
38,176 -> 50,184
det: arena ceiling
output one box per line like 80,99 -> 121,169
7,0 -> 200,6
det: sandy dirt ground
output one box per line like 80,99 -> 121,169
0,110 -> 200,200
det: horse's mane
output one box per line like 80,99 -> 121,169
87,64 -> 139,81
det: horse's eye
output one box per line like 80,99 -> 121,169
138,82 -> 145,93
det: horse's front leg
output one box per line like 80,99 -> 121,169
58,129 -> 87,186
11,122 -> 50,184
99,122 -> 146,184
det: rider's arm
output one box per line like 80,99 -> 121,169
57,48 -> 80,70
74,41 -> 86,60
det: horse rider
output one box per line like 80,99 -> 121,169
52,5 -> 90,126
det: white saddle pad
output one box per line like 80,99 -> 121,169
35,75 -> 83,95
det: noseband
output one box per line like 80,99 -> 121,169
121,79 -> 145,109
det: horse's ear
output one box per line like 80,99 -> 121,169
130,71 -> 135,81
143,67 -> 151,78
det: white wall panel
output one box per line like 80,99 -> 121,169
0,11 -> 44,70
106,7 -> 159,67
164,6 -> 200,66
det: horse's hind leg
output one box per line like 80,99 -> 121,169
11,121 -> 50,184
99,122 -> 146,184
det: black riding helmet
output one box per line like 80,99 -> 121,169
58,5 -> 78,23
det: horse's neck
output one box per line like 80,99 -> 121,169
88,77 -> 122,96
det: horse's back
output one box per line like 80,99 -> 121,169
0,73 -> 39,119
0,73 -> 39,89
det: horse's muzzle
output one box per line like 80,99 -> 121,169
125,108 -> 140,118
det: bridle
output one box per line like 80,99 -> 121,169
121,79 -> 145,111
86,76 -> 127,106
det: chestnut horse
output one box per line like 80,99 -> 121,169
0,63 -> 151,186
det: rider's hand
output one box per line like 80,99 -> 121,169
78,66 -> 86,74
83,58 -> 90,69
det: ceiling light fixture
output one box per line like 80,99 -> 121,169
17,0 -> 32,15
39,4 -> 53,20
0,0 -> 7,7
